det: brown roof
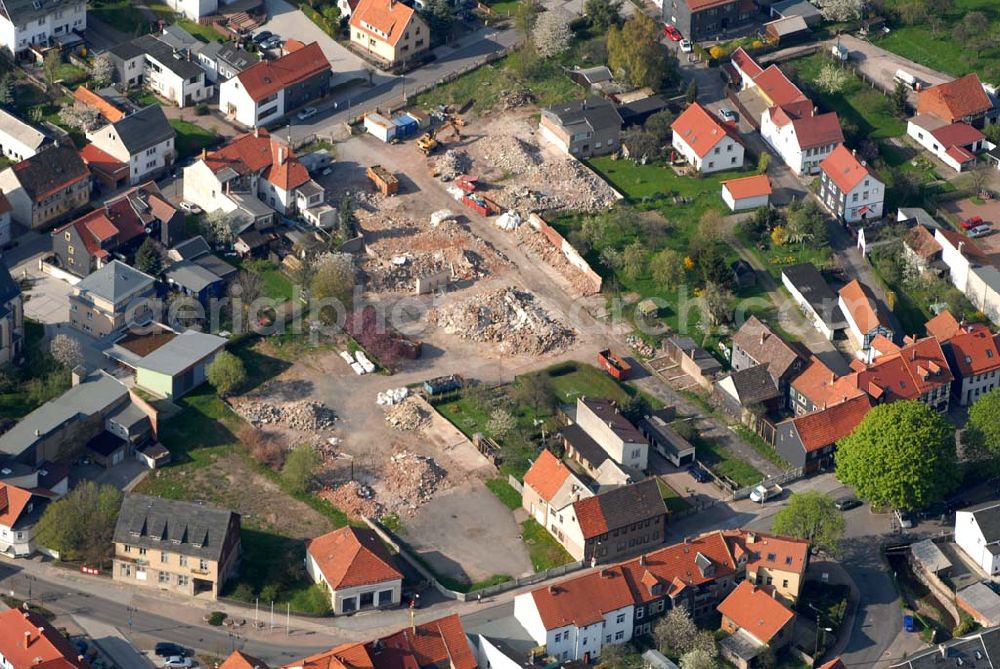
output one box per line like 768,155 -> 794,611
717,581 -> 795,645
722,174 -> 771,200
820,144 -> 876,193
572,478 -> 666,540
530,566 -> 636,629
221,651 -> 270,669
789,355 -> 865,409
618,530 -> 738,604
925,310 -> 963,342
11,144 -> 90,203
903,225 -> 942,261
917,73 -> 993,123
790,111 -> 844,149
785,394 -> 872,452
73,86 -> 125,123
307,527 -> 402,590
671,102 -> 741,158
839,279 -> 892,334
579,397 -> 644,442
732,315 -> 804,380
931,122 -> 985,149
935,228 -> 991,265
523,449 -> 572,503
350,0 -> 422,47
205,130 -> 310,191
236,42 -> 330,102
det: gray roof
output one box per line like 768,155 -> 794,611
968,501 -> 1000,543
769,0 -> 821,21
172,235 -> 212,260
638,414 -> 695,459
164,259 -> 222,293
136,330 -> 227,376
898,207 -> 942,230
158,24 -> 202,51
892,626 -> 1000,668
113,493 -> 239,562
76,260 -> 157,305
572,66 -> 613,85
911,538 -> 951,573
111,105 -> 176,155
217,44 -> 259,71
781,262 -> 847,329
580,397 -> 644,442
6,144 -> 89,202
642,650 -> 680,669
0,108 -> 47,151
0,373 -> 129,457
107,401 -> 152,433
727,366 -> 781,405
0,260 -> 21,305
560,422 -> 611,469
111,34 -> 205,79
192,253 -> 237,280
764,14 -> 810,36
544,96 -> 622,134
0,0 -> 80,26
959,584 -> 1000,626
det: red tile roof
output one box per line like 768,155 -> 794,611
571,479 -> 665,540
205,130 -> 310,191
307,527 -> 402,590
818,660 -> 846,669
790,111 -> 844,149
523,449 -> 571,503
753,65 -> 809,108
350,0 -> 421,47
530,566 -> 636,629
947,323 -> 1000,377
0,609 -> 90,668
946,145 -> 976,164
917,73 -> 993,123
717,581 -> 795,645
54,190 -> 149,258
935,228 -> 991,265
903,225 -> 942,262
618,530 -> 738,604
839,279 -> 891,334
0,482 -> 33,529
236,42 -> 330,102
730,47 -> 762,79
79,143 -> 129,179
931,122 -> 985,149
789,355 -> 865,410
573,494 -> 608,537
925,310 -> 963,342
722,174 -> 772,200
854,336 -> 953,402
221,651 -> 270,669
726,530 -> 809,575
73,86 -> 125,123
785,394 -> 872,452
821,144 -> 876,193
671,102 -> 741,158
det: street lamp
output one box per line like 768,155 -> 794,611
24,575 -> 35,608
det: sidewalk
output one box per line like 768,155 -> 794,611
75,617 -> 158,669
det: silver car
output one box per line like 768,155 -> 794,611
969,224 -> 992,238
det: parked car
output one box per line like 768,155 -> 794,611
969,224 -> 992,238
663,24 -> 682,40
297,106 -> 319,121
835,496 -> 862,511
155,644 -> 189,659
903,614 -> 916,632
252,30 -> 273,44
178,201 -> 202,215
687,464 -> 709,483
261,35 -> 282,50
679,39 -> 693,52
163,657 -> 193,668
895,509 -> 914,529
719,107 -> 738,122
960,215 -> 984,230
321,167 -> 333,176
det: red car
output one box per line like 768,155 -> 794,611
961,215 -> 984,230
663,24 -> 682,40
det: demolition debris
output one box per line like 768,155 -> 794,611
232,399 -> 337,431
384,396 -> 431,431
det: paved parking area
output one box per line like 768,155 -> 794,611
836,35 -> 952,104
939,197 -> 1000,260
15,261 -> 74,325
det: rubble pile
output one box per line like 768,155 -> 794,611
318,481 -> 381,518
435,150 -> 472,181
537,158 -> 619,211
231,399 -> 336,431
381,450 -> 447,514
376,387 -> 410,406
477,135 -> 541,176
429,287 -> 576,356
384,397 -> 431,431
516,225 -> 597,295
496,89 -> 535,110
626,334 -> 656,358
494,186 -> 561,216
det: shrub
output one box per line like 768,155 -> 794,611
207,611 -> 227,626
231,582 -> 255,601
240,425 -> 287,470
195,102 -> 209,116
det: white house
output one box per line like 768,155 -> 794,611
933,228 -> 1000,324
0,108 -> 47,162
219,42 -> 331,128
818,144 -> 884,223
721,174 -> 771,211
85,106 -> 176,185
0,482 -> 49,557
670,102 -> 744,174
780,262 -> 847,341
520,449 -> 593,529
109,34 -> 213,107
575,397 -> 648,470
838,279 -> 895,357
0,0 -> 85,55
760,106 -> 843,175
907,114 -> 985,173
161,0 -> 221,19
305,527 -> 403,615
956,502 -> 1000,576
514,567 -> 636,662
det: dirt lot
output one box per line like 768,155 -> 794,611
939,197 -> 1000,262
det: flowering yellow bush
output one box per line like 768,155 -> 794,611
770,225 -> 788,246
709,45 -> 728,60
683,256 -> 695,271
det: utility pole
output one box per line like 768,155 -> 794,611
270,601 -> 274,633
286,603 -> 290,637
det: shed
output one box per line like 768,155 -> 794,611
636,298 -> 660,318
721,174 -> 771,211
763,15 -> 812,44
392,114 -> 419,138
769,0 -> 822,26
405,109 -> 430,128
643,650 -> 680,669
364,112 -> 396,142
910,538 -> 952,575
957,582 -> 1000,627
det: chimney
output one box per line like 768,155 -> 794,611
279,147 -> 287,165
959,241 -> 966,255
200,147 -> 208,161
746,531 -> 756,543
254,126 -> 260,139
23,631 -> 30,648
812,106 -> 817,116
852,148 -> 856,156
830,371 -> 836,385
549,585 -> 556,594
760,330 -> 766,345
639,554 -> 646,566
684,536 -> 691,544
71,365 -> 86,387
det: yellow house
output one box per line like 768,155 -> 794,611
349,0 -> 429,67
732,530 -> 809,602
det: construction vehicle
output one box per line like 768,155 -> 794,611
416,119 -> 462,155
416,133 -> 440,155
367,165 -> 399,195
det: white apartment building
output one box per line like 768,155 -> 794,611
818,144 -> 885,223
85,105 -> 176,185
760,106 -> 843,175
0,0 -> 85,54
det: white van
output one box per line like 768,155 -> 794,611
894,69 -> 920,90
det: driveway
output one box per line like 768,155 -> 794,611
16,260 -> 73,325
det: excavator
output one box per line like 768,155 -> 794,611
416,117 -> 464,155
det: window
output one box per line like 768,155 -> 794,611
179,556 -> 188,567
124,545 -> 132,553
614,631 -> 625,641
199,559 -> 208,570
708,161 -> 714,168
138,547 -> 147,556
160,552 -> 168,563
67,245 -> 74,254
713,147 -> 720,155
635,607 -> 645,620
158,571 -> 170,584
616,613 -> 626,624
64,231 -> 71,241
177,574 -> 189,586
782,579 -> 789,588
606,635 -> 612,644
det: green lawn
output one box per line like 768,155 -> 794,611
545,360 -> 632,405
53,63 -> 88,85
170,119 -> 221,159
89,0 -> 155,33
695,436 -> 762,487
485,0 -> 521,15
233,258 -> 295,302
657,478 -> 691,513
177,17 -> 224,42
0,321 -> 70,420
521,519 -> 575,571
486,478 -> 522,510
738,231 -> 832,281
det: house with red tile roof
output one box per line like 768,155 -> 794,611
521,448 -> 593,529
727,529 -> 809,602
819,144 -> 884,223
788,355 -> 865,416
284,614 -> 476,669
73,86 -> 126,124
305,527 -> 403,615
851,335 -> 953,411
221,651 -> 270,669
350,0 -> 430,67
182,128 -> 325,223
721,174 -> 771,211
926,309 -> 1000,405
717,581 -> 796,669
761,102 -> 843,175
51,181 -> 181,278
219,42 -> 332,129
0,481 -> 54,556
916,73 -> 996,126
838,279 -> 895,357
907,113 -> 987,172
0,609 -> 90,668
729,48 -> 763,88
774,393 -> 871,472
671,102 -> 744,174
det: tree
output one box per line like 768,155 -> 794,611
35,481 -> 122,565
836,400 -> 959,511
584,0 -> 622,31
533,9 -> 571,59
644,109 -> 675,145
620,395 -> 650,424
954,12 -> 990,57
59,102 -> 102,131
650,249 -> 685,288
423,0 -> 454,46
281,444 -> 321,495
772,491 -> 846,555
815,63 -> 850,94
512,373 -> 556,416
49,333 -> 83,368
927,13 -> 945,37
890,80 -> 910,116
134,238 -> 162,276
487,408 -> 516,439
690,631 -> 718,658
91,53 -> 114,86
679,649 -> 718,669
201,209 -> 237,248
786,199 -> 828,246
757,151 -> 771,174
890,167 -> 920,206
622,129 -> 661,163
43,50 -> 61,85
311,253 -> 355,324
654,606 -> 699,654
0,74 -> 14,107
235,268 -> 264,306
966,166 -> 991,197
206,350 -> 247,397
926,0 -> 954,12
514,0 -> 541,37
967,388 -> 1000,458
623,240 -> 648,280
700,282 -> 734,327
897,0 -> 927,24
685,79 -> 698,103
597,644 -> 637,669
608,14 -> 676,89
815,0 -> 862,21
